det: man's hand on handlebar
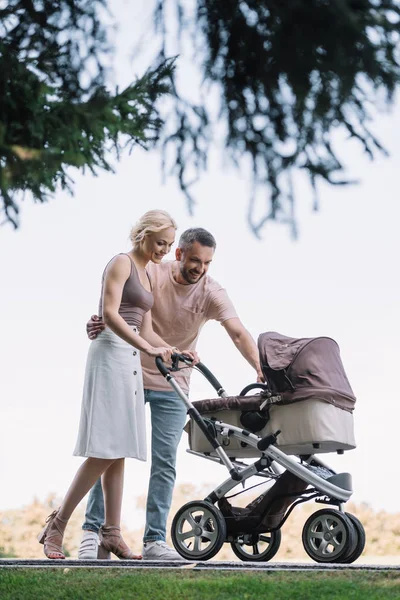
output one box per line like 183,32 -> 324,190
256,370 -> 265,383
179,350 -> 200,366
87,314 -> 105,340
255,362 -> 265,383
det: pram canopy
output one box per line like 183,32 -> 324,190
258,332 -> 356,413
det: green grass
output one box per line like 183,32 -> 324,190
0,569 -> 399,600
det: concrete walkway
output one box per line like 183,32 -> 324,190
1,559 -> 399,571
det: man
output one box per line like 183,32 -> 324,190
79,227 -> 263,560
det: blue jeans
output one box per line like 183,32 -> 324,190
82,389 -> 187,543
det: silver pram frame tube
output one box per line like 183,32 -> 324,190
156,355 -> 243,481
155,355 -> 353,504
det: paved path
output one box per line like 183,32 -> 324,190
1,559 -> 399,571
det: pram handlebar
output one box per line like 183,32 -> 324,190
240,382 -> 271,396
155,354 -> 226,396
155,356 -> 172,377
155,354 -> 242,481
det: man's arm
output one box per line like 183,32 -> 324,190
222,317 -> 264,382
87,315 -> 105,339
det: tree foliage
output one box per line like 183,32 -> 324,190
1,1 -> 400,233
0,0 -> 173,228
154,0 -> 400,236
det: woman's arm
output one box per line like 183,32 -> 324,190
102,256 -> 172,360
140,310 -> 170,347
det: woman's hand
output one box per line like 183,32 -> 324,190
146,346 -> 174,362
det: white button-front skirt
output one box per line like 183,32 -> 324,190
73,327 -> 146,460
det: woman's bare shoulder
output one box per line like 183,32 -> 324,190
104,254 -> 131,278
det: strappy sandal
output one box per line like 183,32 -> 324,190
37,509 -> 68,559
99,525 -> 142,560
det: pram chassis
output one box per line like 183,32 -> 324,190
155,355 -> 364,563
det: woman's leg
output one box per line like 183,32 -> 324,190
102,458 -> 125,526
40,457 -> 116,559
99,458 -> 141,559
58,458 -> 115,522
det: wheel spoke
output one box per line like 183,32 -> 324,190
252,544 -> 260,555
201,529 -> 217,542
318,539 -> 330,555
193,536 -> 201,553
177,529 -> 195,542
321,517 -> 331,533
185,513 -> 198,529
198,513 -> 210,527
331,535 -> 343,549
330,524 -> 344,537
259,535 -> 272,543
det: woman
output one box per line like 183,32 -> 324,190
38,210 -> 178,560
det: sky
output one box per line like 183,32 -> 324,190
1,1 -> 399,533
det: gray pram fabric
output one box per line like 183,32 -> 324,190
193,332 -> 356,415
193,394 -> 265,414
189,332 -> 356,456
258,331 -> 356,412
218,471 -> 310,533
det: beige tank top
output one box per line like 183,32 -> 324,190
98,254 -> 154,329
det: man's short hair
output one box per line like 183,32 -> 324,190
178,228 -> 217,251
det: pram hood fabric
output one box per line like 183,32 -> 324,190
258,331 -> 356,412
192,331 -> 356,415
192,394 -> 266,414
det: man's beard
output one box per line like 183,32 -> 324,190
180,265 -> 205,284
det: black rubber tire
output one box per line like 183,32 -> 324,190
230,530 -> 282,562
302,509 -> 356,563
171,501 -> 226,561
339,513 -> 366,564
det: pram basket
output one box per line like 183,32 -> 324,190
187,332 -> 356,457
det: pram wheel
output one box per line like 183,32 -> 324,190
302,509 -> 356,563
339,513 -> 366,563
230,530 -> 281,562
171,501 -> 226,560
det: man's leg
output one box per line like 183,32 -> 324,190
78,477 -> 105,559
142,389 -> 187,559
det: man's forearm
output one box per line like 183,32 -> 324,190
228,328 -> 263,379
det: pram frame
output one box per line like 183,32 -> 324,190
156,355 -> 357,561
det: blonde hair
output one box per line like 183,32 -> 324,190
129,210 -> 177,247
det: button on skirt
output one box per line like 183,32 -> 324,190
73,327 -> 146,460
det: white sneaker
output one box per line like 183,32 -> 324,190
142,541 -> 183,561
78,531 -> 99,560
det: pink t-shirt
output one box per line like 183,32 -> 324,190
141,261 -> 238,392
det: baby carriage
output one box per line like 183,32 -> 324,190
155,331 -> 365,564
